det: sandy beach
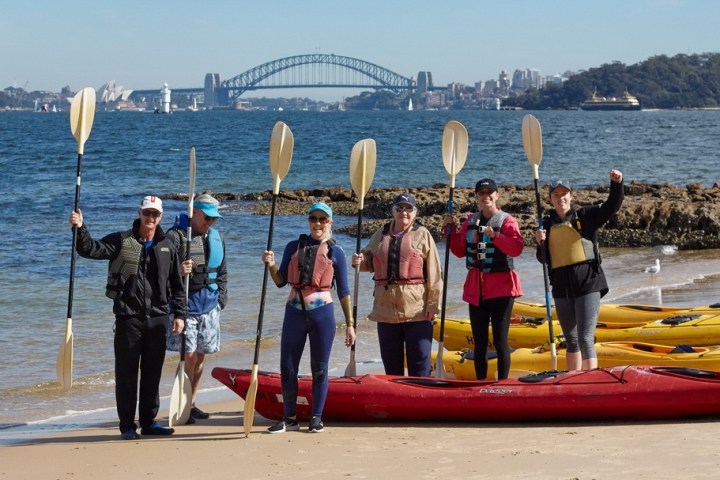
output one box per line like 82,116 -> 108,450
2,394 -> 720,479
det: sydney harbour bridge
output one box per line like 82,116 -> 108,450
129,53 -> 437,107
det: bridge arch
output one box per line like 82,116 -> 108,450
219,54 -> 415,102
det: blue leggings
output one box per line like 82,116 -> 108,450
469,297 -> 514,380
279,303 -> 336,418
377,320 -> 433,377
554,292 -> 601,360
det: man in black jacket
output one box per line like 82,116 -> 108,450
69,195 -> 186,440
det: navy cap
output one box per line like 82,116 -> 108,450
475,178 -> 498,192
393,193 -> 416,207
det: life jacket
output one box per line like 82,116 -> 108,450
287,235 -> 335,291
172,213 -> 224,292
106,229 -> 141,299
372,224 -> 425,285
465,211 -> 514,272
548,216 -> 597,269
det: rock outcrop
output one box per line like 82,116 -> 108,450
170,182 -> 720,249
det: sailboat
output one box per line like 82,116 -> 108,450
407,98 -> 413,111
187,97 -> 198,112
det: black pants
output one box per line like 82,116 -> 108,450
469,297 -> 514,380
114,315 -> 168,433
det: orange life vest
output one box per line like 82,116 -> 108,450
287,235 -> 335,291
372,225 -> 425,285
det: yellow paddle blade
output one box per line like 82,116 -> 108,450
69,87 -> 96,155
56,317 -> 73,390
441,120 -> 468,187
243,364 -> 259,437
269,122 -> 294,194
522,114 -> 543,177
349,138 -> 377,210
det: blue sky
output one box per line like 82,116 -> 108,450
2,0 -> 717,101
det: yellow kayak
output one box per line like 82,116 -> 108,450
432,342 -> 720,380
513,300 -> 720,324
433,313 -> 720,351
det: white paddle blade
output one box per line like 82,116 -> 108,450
522,114 -> 543,169
349,138 -> 377,208
269,122 -> 294,194
188,147 -> 197,214
441,121 -> 468,188
69,87 -> 96,154
344,350 -> 357,377
169,365 -> 192,427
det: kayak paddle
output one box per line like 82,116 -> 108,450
57,87 -> 96,391
169,146 -> 195,427
522,113 -> 557,370
435,120 -> 468,378
344,138 -> 377,377
245,121 -> 294,437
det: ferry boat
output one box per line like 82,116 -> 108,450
580,89 -> 641,111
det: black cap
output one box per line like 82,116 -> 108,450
475,178 -> 498,192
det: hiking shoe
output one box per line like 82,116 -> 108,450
308,416 -> 324,433
267,417 -> 300,434
190,406 -> 210,419
120,429 -> 140,440
140,422 -> 175,436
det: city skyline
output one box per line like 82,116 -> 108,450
2,0 -> 718,101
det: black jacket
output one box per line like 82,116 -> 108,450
75,219 -> 187,320
537,180 -> 624,299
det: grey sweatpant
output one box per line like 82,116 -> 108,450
554,292 -> 601,360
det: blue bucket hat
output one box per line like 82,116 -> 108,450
308,202 -> 332,218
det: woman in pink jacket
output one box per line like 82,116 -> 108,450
443,179 -> 524,379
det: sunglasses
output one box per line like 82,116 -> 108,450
394,205 -> 415,213
202,213 -> 218,223
308,215 -> 330,224
141,210 -> 162,218
550,180 -> 571,189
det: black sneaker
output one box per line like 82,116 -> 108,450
267,417 -> 300,434
120,429 -> 140,440
308,416 -> 324,433
190,406 -> 210,419
140,422 -> 175,436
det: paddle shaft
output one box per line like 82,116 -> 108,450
437,188 -> 456,343
252,194 -> 279,365
66,153 -> 83,318
532,177 -> 558,368
350,208 -> 363,353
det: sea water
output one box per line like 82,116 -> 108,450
1,109 -> 719,442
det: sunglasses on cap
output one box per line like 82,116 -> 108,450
308,215 -> 330,224
550,180 -> 571,190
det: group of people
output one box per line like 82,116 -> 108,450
69,193 -> 226,440
70,168 -> 623,438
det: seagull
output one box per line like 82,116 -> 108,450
645,258 -> 661,275
661,245 -> 678,255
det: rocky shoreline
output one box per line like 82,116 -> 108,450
169,182 -> 720,249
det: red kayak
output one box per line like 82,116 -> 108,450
212,366 -> 720,422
